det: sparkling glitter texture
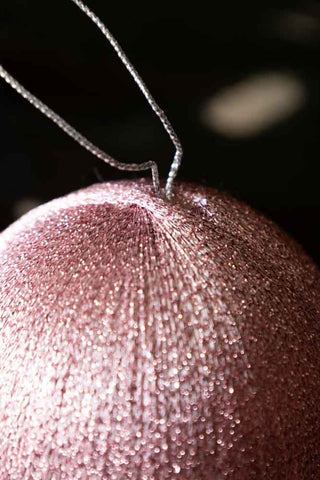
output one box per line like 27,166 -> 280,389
0,180 -> 319,479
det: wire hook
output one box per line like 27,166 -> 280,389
0,0 -> 183,199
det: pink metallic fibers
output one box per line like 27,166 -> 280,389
0,180 -> 319,479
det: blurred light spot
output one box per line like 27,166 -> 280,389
270,11 -> 320,43
201,72 -> 306,138
13,198 -> 41,219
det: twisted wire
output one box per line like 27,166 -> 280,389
0,0 -> 184,199
0,65 -> 160,197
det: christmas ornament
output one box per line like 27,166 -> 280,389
1,1 -> 319,479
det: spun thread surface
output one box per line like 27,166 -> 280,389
0,180 -> 319,479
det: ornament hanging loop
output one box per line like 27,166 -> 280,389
0,65 -> 161,198
0,0 -> 183,200
71,0 -> 183,199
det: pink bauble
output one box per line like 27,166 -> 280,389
0,180 -> 319,479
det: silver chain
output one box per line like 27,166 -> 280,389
0,0 -> 183,199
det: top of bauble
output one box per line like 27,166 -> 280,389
0,180 -> 319,479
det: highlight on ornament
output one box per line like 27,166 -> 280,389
1,1 -> 320,479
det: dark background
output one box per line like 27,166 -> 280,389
1,1 -> 320,264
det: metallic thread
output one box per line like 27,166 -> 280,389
0,0 -> 183,199
0,180 -> 319,479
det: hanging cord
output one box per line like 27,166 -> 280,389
0,0 -> 183,200
0,65 -> 161,197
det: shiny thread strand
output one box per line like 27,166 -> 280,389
0,65 -> 161,197
0,0 -> 183,199
70,0 -> 183,200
